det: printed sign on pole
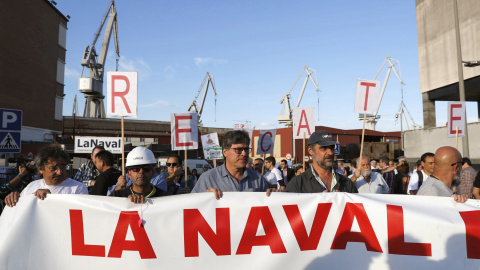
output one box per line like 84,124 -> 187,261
256,129 -> 276,155
334,142 -> 340,155
107,72 -> 138,117
292,107 -> 315,139
171,113 -> 198,150
75,136 -> 123,154
447,101 -> 466,138
354,79 -> 380,115
201,133 -> 223,160
0,108 -> 22,153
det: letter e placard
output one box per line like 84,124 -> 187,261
171,113 -> 198,150
447,101 -> 466,138
107,72 -> 138,117
354,79 -> 380,115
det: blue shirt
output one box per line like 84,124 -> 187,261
192,164 -> 268,193
107,173 -> 167,195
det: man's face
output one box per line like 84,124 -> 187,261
422,156 -> 435,175
94,158 -> 104,172
91,148 -> 101,162
203,167 -> 208,172
371,161 -> 377,168
265,160 -> 274,170
38,157 -> 67,185
309,144 -> 334,169
281,161 -> 287,170
360,157 -> 372,178
166,157 -> 180,175
128,165 -> 154,187
379,161 -> 387,169
253,160 -> 263,173
389,161 -> 394,167
223,143 -> 249,170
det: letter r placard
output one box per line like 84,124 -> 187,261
171,113 -> 198,150
354,79 -> 380,115
107,72 -> 138,117
447,101 -> 466,138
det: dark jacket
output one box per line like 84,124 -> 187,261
285,167 -> 358,193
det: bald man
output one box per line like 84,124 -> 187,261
417,146 -> 468,203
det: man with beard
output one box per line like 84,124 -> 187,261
285,130 -> 357,193
350,156 -> 390,194
417,146 -> 468,203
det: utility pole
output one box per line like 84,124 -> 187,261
453,0 -> 469,157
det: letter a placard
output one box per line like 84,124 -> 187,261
171,113 -> 198,150
107,72 -> 138,117
293,108 -> 314,139
256,129 -> 276,155
447,101 -> 466,138
354,79 -> 380,115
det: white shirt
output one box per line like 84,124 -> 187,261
350,171 -> 390,194
407,170 -> 429,193
265,167 -> 283,186
20,178 -> 89,196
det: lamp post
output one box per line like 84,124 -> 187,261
453,0 -> 469,157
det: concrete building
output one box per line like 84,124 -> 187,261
0,0 -> 68,143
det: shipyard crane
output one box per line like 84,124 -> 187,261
361,57 -> 404,130
187,72 -> 218,126
79,0 -> 120,118
278,66 -> 320,127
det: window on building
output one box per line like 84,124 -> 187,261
154,138 -> 158,143
55,95 -> 63,121
58,23 -> 67,49
126,137 -> 131,142
56,59 -> 65,84
140,138 -> 145,142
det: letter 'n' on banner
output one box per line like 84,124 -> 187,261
171,113 -> 198,151
292,108 -> 315,140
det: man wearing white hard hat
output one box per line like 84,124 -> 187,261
110,146 -> 169,203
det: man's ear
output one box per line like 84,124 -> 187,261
307,146 -> 314,156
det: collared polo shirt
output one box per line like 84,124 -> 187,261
310,166 -> 338,192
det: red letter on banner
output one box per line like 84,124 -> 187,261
175,115 -> 193,147
360,82 -> 376,111
296,110 -> 311,137
111,75 -> 131,113
108,211 -> 156,259
184,208 -> 231,257
387,205 -> 432,256
236,206 -> 286,254
450,104 -> 463,135
283,203 -> 332,251
70,210 -> 105,257
460,210 -> 480,259
260,131 -> 273,153
331,203 -> 382,252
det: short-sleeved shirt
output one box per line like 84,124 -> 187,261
90,168 -> 122,196
73,160 -> 99,182
265,167 -> 283,186
407,170 -> 429,192
417,176 -> 453,197
350,172 -> 390,194
192,164 -> 268,193
20,178 -> 88,196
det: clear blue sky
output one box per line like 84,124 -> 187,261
57,0 -> 478,132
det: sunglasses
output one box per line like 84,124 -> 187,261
166,162 -> 178,167
450,161 -> 464,167
130,166 -> 153,173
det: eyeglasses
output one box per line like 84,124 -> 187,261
230,147 -> 251,154
47,164 -> 67,172
130,166 -> 153,173
166,162 -> 178,167
451,161 -> 464,167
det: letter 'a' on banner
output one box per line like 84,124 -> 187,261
354,79 -> 380,115
447,101 -> 466,138
171,113 -> 198,150
256,129 -> 277,155
292,107 -> 315,139
107,72 -> 138,117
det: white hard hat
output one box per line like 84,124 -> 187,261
126,146 -> 156,167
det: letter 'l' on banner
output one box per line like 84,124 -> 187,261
171,113 -> 198,150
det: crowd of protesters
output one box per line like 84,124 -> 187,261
0,129 -> 476,213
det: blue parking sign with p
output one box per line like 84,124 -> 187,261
0,109 -> 22,153
334,142 -> 340,155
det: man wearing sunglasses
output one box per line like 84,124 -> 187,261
5,145 -> 88,207
192,130 -> 272,199
110,146 -> 169,203
417,146 -> 468,203
163,154 -> 192,194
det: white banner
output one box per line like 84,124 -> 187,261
201,133 -> 223,160
2,193 -> 480,269
355,79 -> 380,115
107,72 -> 138,117
171,113 -> 198,150
447,101 -> 466,138
74,136 -> 123,154
292,107 -> 315,139
257,129 -> 276,155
